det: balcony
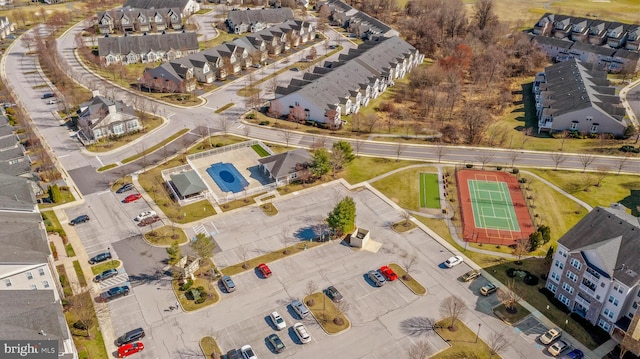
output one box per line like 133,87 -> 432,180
579,284 -> 596,297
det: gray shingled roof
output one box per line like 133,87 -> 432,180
0,133 -> 17,150
0,174 -> 35,212
78,95 -> 137,129
258,149 -> 312,178
227,8 -> 294,27
124,0 -> 189,10
145,62 -> 184,82
0,124 -> 14,138
540,59 -> 623,119
0,211 -> 49,262
531,35 -> 573,49
0,290 -> 69,354
98,32 -> 198,57
559,206 -> 640,286
170,170 -> 207,197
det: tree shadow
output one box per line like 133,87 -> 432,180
400,317 -> 437,337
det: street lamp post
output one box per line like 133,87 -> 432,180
475,323 -> 482,343
564,318 -> 569,330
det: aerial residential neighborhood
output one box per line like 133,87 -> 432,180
0,0 -> 639,359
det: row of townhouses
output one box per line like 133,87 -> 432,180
529,13 -> 640,73
0,114 -> 77,357
98,31 -> 199,65
316,0 -> 399,39
273,36 -> 423,129
141,19 -> 315,93
532,58 -> 628,136
226,7 -> 295,34
123,0 -> 200,18
97,7 -> 184,35
545,205 -> 640,355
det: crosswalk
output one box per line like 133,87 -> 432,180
192,224 -> 208,239
98,272 -> 130,290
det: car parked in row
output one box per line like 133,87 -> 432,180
326,286 -> 343,303
123,193 -> 142,203
444,255 -> 463,268
41,93 -> 55,99
240,344 -> 257,359
539,328 -> 562,345
267,333 -> 286,353
293,322 -> 311,344
291,300 -> 309,318
117,342 -> 144,358
559,349 -> 584,359
221,275 -> 236,293
116,183 -> 135,193
270,311 -> 286,330
480,283 -> 498,296
93,268 -> 118,283
257,263 -> 271,278
70,214 -> 90,226
115,328 -> 145,346
461,269 -> 481,282
89,252 -> 111,264
380,265 -> 398,281
226,349 -> 242,359
367,270 -> 386,287
548,340 -> 569,356
100,285 -> 130,301
134,210 -> 156,222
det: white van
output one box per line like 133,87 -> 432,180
47,98 -> 58,105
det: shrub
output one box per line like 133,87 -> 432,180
496,166 -> 502,171
259,120 -> 270,125
512,168 -> 519,174
245,113 -> 256,119
195,296 -> 206,304
506,268 -> 516,277
73,320 -> 91,330
48,184 -> 62,203
186,288 -> 201,300
180,278 -> 193,291
518,178 -> 527,183
524,273 -> 539,285
50,242 -> 58,260
215,143 -> 223,147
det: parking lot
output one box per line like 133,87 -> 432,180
71,180 -> 553,359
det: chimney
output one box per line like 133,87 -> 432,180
108,103 -> 117,116
92,89 -> 100,97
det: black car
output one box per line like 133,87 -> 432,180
267,334 -> 286,353
100,285 -> 130,301
116,183 -> 135,194
89,252 -> 112,264
41,93 -> 55,99
326,286 -> 343,303
226,349 -> 242,359
70,214 -> 90,225
115,328 -> 145,346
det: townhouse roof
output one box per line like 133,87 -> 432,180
98,7 -> 182,25
0,290 -> 69,353
170,170 -> 207,197
570,41 -> 616,56
258,149 -> 312,178
559,206 -> 640,286
0,174 -> 34,212
0,160 -> 31,177
98,32 -> 198,57
0,146 -> 24,162
0,134 -> 17,150
124,0 -> 190,10
614,48 -> 640,60
0,115 -> 8,127
227,8 -> 294,26
0,124 -> 13,138
539,59 -> 624,120
0,211 -> 50,263
531,35 -> 574,49
78,95 -> 137,129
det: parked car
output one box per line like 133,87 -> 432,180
115,328 -> 145,346
461,269 -> 481,282
291,300 -> 309,318
480,283 -> 498,296
548,340 -> 569,356
290,67 -> 299,71
444,255 -> 463,268
539,328 -> 562,345
137,216 -> 161,227
226,349 -> 242,359
257,263 -> 272,278
123,193 -> 142,203
47,98 -> 58,105
117,342 -> 144,357
88,252 -> 111,264
116,183 -> 135,193
267,333 -> 286,353
293,322 -> 311,343
93,269 -> 118,283
134,210 -> 156,222
70,214 -> 90,226
380,265 -> 398,281
326,286 -> 343,303
37,197 -> 52,204
240,344 -> 257,359
270,311 -> 286,330
367,270 -> 386,287
220,275 -> 236,293
41,93 -> 55,99
100,285 -> 130,301
559,349 -> 584,359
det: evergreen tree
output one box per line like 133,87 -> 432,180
327,196 -> 356,236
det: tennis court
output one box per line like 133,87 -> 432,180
456,169 -> 534,246
419,173 -> 440,208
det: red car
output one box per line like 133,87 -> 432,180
380,265 -> 398,281
257,263 -> 272,278
118,342 -> 144,357
123,194 -> 142,203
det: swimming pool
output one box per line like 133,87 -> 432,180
206,162 -> 249,193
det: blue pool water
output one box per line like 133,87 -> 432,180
206,162 -> 249,193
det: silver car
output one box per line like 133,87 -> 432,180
367,270 -> 386,287
293,322 -> 311,343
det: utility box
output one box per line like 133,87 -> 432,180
350,227 -> 370,248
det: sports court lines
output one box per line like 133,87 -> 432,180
419,173 -> 440,209
468,179 -> 520,232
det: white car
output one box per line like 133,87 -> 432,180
548,340 -> 569,356
539,327 -> 562,345
444,255 -> 463,268
293,322 -> 311,343
270,311 -> 286,330
134,210 -> 156,222
240,344 -> 257,359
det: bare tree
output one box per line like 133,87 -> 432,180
614,155 -> 630,174
363,113 -> 380,133
512,237 -> 530,264
334,300 -> 350,323
488,332 -> 510,359
550,152 -> 567,170
578,154 -> 595,173
439,296 -> 467,331
594,165 -> 609,187
395,140 -> 407,162
242,124 -> 251,138
401,255 -> 418,280
559,130 -> 570,151
407,340 -> 433,359
476,153 -> 495,169
70,290 -> 108,339
280,129 -> 293,148
497,278 -> 522,312
400,317 -> 436,337
353,136 -> 364,158
240,245 -> 250,269
508,150 -> 521,169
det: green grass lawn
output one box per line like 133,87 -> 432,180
64,292 -> 108,359
420,173 -> 440,208
90,260 -> 122,275
41,210 -> 66,237
200,337 -> 222,358
370,166 -> 438,211
389,263 -> 426,295
56,264 -> 73,298
144,226 -> 188,246
38,188 -> 75,208
73,260 -> 87,287
493,302 -> 530,324
65,243 -> 76,257
221,241 -> 325,276
432,318 -> 498,359
121,128 -> 190,164
341,158 -> 426,184
251,144 -> 270,157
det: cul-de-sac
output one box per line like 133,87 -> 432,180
1,0 -> 640,358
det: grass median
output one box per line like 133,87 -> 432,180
432,318 -> 495,359
389,263 -> 426,295
221,241 -> 324,277
90,260 -> 122,275
121,128 -> 189,164
304,292 -> 350,335
144,226 -> 188,246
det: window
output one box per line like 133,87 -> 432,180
562,283 -> 574,294
4,279 -> 11,287
30,284 -> 37,290
548,283 -> 558,293
26,271 -> 33,280
566,271 -> 578,282
555,260 -> 564,270
618,286 -> 624,294
559,294 -> 570,306
630,313 -> 634,319
598,319 -> 611,331
601,282 -> 606,288
591,125 -> 599,133
38,268 -> 45,276
551,272 -> 561,282
570,258 -> 582,270
570,122 -> 578,130
609,296 -> 615,304
614,299 -> 620,306
633,302 -> 638,309
42,281 -> 50,289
